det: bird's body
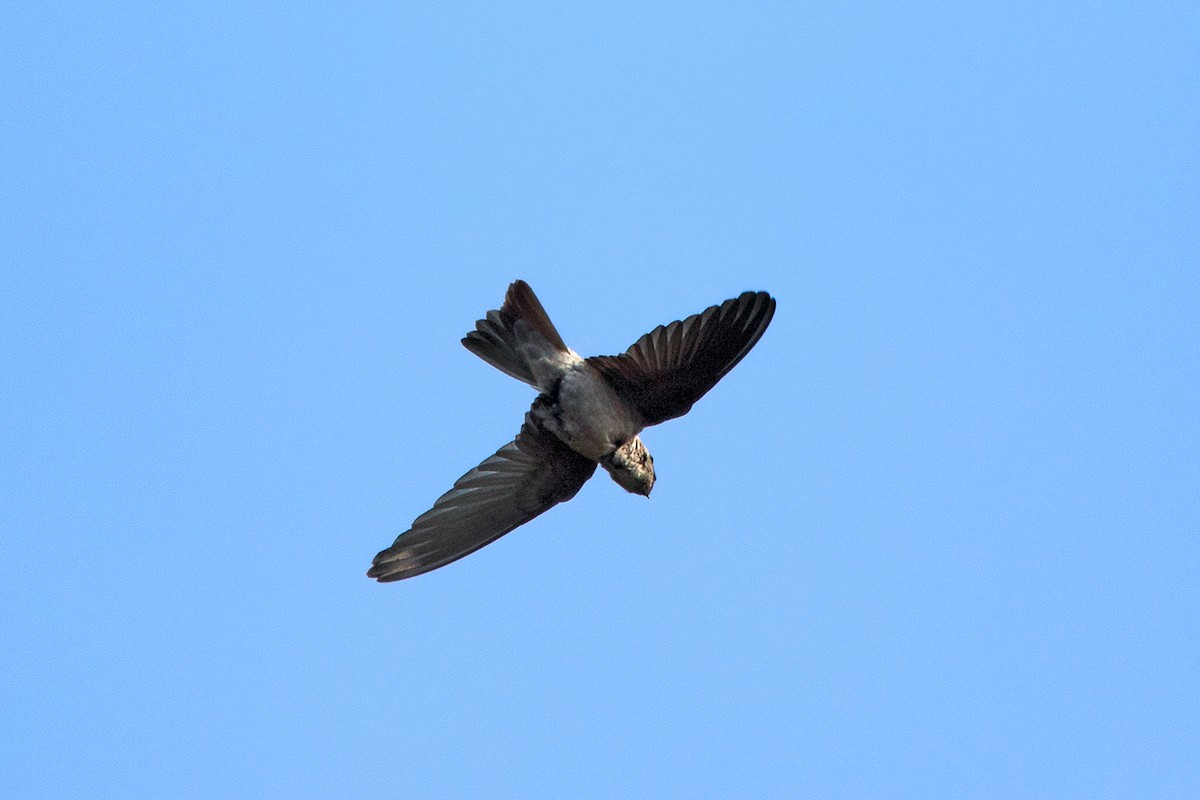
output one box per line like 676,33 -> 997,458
547,365 -> 646,461
367,280 -> 775,582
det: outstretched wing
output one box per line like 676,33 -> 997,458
367,409 -> 597,582
587,291 -> 775,426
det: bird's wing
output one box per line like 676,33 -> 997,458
367,409 -> 597,582
586,291 -> 775,426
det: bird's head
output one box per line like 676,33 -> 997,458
600,436 -> 655,497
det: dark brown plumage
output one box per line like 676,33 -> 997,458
587,290 -> 776,425
368,281 -> 775,582
367,401 -> 596,582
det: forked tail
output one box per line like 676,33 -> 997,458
461,280 -> 570,387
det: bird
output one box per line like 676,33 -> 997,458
367,280 -> 776,582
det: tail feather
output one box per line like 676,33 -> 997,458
463,308 -> 537,385
462,280 -> 568,387
502,280 -> 568,353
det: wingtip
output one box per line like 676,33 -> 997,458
736,290 -> 776,333
366,569 -> 404,583
367,546 -> 404,581
366,558 -> 409,582
758,291 -> 777,324
739,290 -> 776,310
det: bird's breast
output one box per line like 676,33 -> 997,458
548,366 -> 643,461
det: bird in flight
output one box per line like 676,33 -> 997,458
367,280 -> 776,581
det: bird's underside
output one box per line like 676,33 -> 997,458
367,280 -> 775,582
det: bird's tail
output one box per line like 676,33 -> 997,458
462,280 -> 570,387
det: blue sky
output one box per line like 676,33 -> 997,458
3,2 -> 1197,797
